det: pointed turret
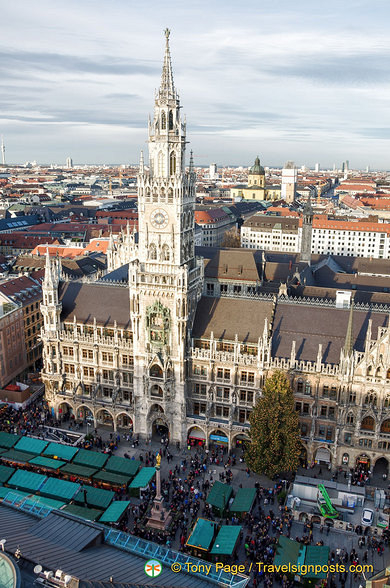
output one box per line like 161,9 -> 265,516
44,248 -> 55,288
189,150 -> 194,174
139,150 -> 144,174
344,299 -> 354,356
159,28 -> 175,99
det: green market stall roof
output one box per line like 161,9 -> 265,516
229,487 -> 256,513
104,456 -> 141,477
0,488 -> 29,501
29,456 -> 66,470
14,437 -> 48,455
210,526 -> 242,556
186,518 -> 217,551
206,481 -> 233,513
28,495 -> 66,510
0,464 -> 15,484
43,442 -> 79,461
60,463 -> 98,479
99,500 -> 130,523
1,449 -> 34,464
74,486 -> 114,509
129,467 -> 155,489
62,504 -> 102,521
8,469 -> 47,493
0,432 -> 19,449
72,449 -> 108,469
40,477 -> 80,502
93,471 -> 132,486
274,536 -> 330,580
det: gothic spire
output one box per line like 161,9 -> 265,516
160,28 -> 175,98
44,248 -> 54,288
344,299 -> 354,356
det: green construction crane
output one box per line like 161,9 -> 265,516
317,484 -> 338,518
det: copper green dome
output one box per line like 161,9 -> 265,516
250,156 -> 265,175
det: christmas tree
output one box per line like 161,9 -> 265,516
246,370 -> 301,478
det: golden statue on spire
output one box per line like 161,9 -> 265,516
156,452 -> 161,469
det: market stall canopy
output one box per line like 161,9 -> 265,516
210,526 -> 242,556
40,477 -> 80,502
8,469 -> 47,493
43,442 -> 79,462
99,500 -> 130,523
72,449 -> 108,469
14,437 -> 48,456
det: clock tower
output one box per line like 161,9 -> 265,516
129,29 -> 203,445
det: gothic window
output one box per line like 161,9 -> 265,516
384,396 -> 390,408
361,415 -> 375,431
161,112 -> 166,130
387,369 -> 390,380
367,365 -> 373,376
349,391 -> 356,403
168,188 -> 173,202
170,152 -> 176,176
161,244 -> 170,261
297,379 -> 304,393
376,367 -> 382,378
346,413 -> 354,425
304,381 -> 311,395
149,244 -> 157,260
364,391 -> 377,406
169,110 -> 173,130
151,384 -> 163,398
381,419 -> 390,433
150,364 -> 163,378
158,152 -> 165,177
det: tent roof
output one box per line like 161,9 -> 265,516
0,464 -> 15,484
60,463 -> 98,479
229,487 -> 256,512
74,486 -> 114,509
186,518 -> 216,551
62,504 -> 102,521
93,471 -> 132,486
0,432 -> 20,449
72,449 -> 108,469
29,456 -> 66,470
104,456 -> 141,477
43,442 -> 79,461
14,436 -> 48,455
0,488 -> 29,500
129,467 -> 155,489
40,477 -> 80,502
99,501 -> 130,523
8,469 -> 47,493
210,526 -> 242,555
206,481 -> 233,511
1,449 -> 33,464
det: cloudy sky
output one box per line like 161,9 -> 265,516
1,0 -> 389,169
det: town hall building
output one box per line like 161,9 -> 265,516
41,31 -> 390,477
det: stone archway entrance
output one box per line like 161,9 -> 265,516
96,409 -> 114,430
58,402 -> 74,422
149,404 -> 169,441
373,457 -> 389,479
116,413 -> 134,431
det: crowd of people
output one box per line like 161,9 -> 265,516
1,401 -> 390,586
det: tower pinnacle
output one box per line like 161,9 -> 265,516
160,28 -> 175,99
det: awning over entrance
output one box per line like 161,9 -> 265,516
188,427 -> 206,440
316,448 -> 331,463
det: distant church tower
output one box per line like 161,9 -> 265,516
300,196 -> 313,265
281,160 -> 296,203
248,156 -> 265,187
128,29 -> 203,444
1,136 -> 5,166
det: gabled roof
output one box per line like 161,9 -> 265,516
60,282 -> 131,329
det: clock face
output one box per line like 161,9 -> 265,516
150,208 -> 169,229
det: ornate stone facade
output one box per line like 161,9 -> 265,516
40,32 -> 390,475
